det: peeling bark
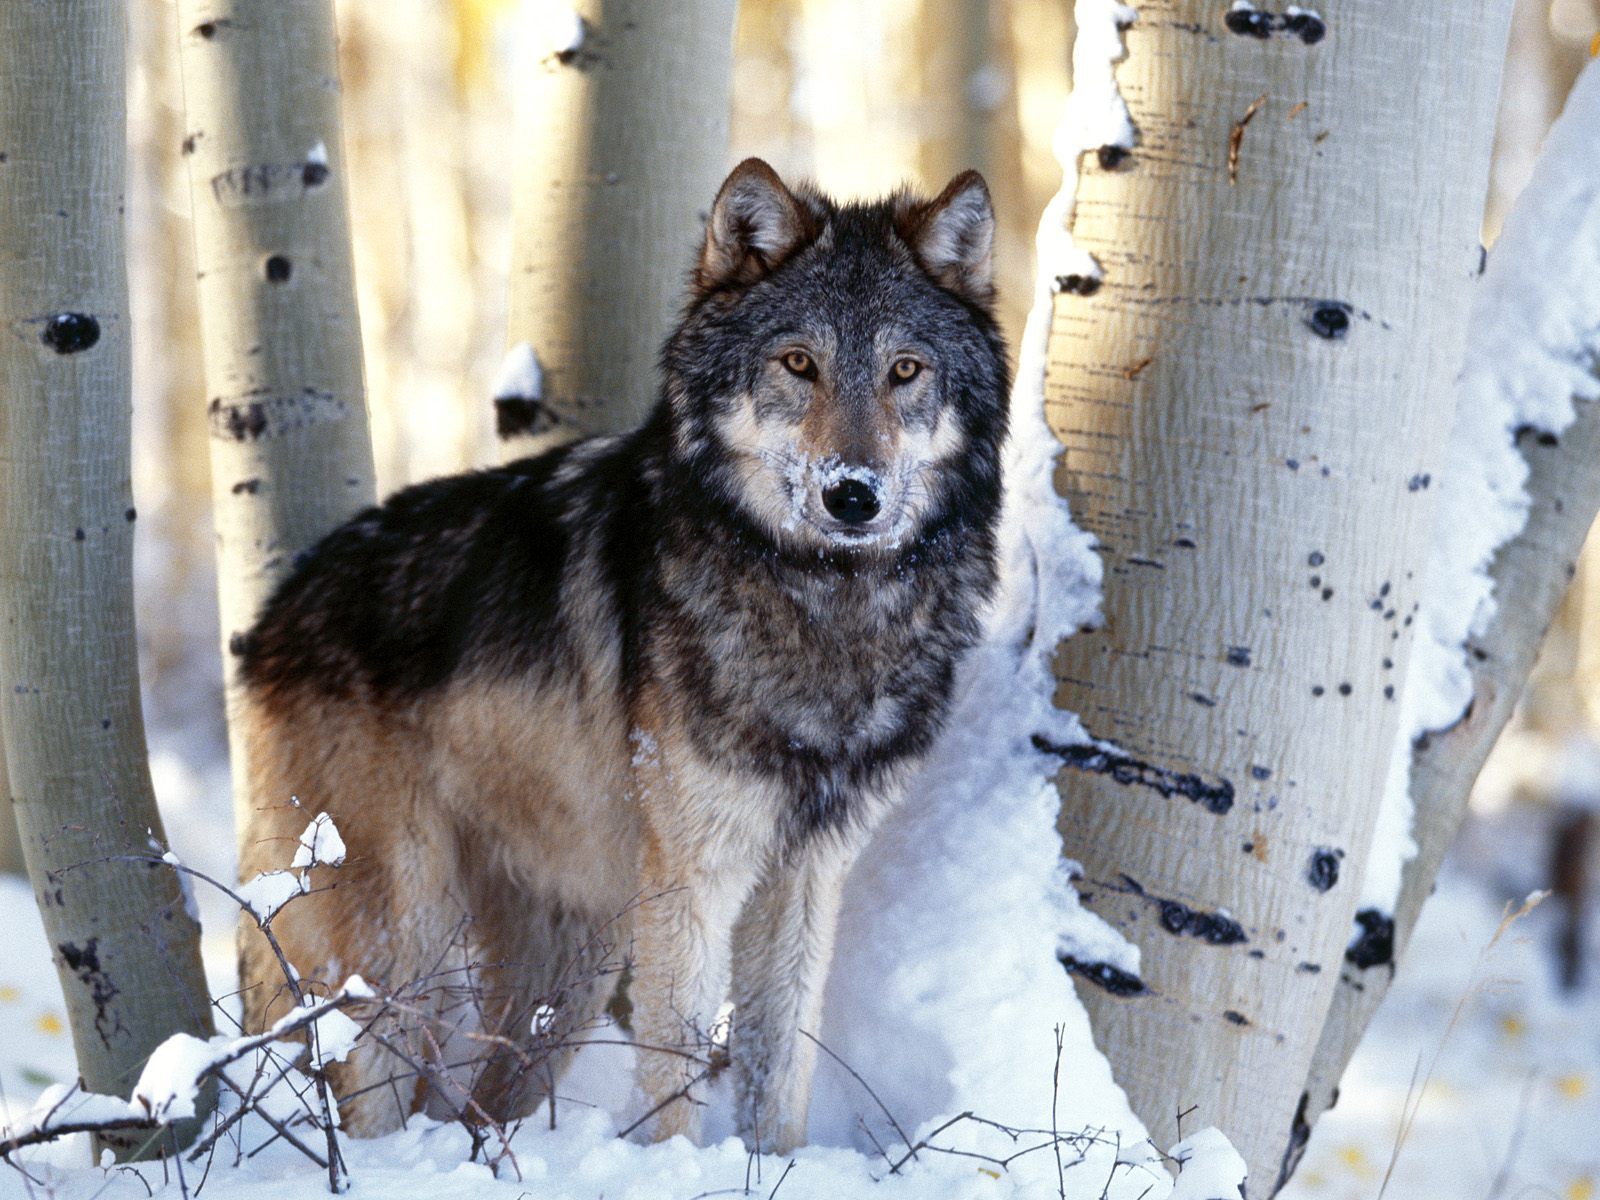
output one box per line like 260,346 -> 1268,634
1044,1 -> 1512,1185
0,0 -> 214,1157
175,0 -> 376,846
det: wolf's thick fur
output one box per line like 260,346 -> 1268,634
236,159 -> 1008,1151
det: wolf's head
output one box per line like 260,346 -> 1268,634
662,159 -> 1008,557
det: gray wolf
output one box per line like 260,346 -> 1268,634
235,158 -> 1009,1152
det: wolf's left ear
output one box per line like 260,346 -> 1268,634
698,158 -> 814,293
900,171 -> 995,304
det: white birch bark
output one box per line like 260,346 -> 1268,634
501,0 -> 736,456
175,0 -> 376,843
1042,2 -> 1511,1187
0,0 -> 215,1154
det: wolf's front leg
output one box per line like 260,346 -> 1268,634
729,826 -> 871,1154
628,728 -> 774,1143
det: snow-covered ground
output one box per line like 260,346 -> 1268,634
4,803 -> 1596,1199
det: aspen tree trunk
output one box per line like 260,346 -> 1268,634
1043,2 -> 1511,1188
1,740 -> 21,877
0,0 -> 215,1155
1300,407 -> 1600,1160
501,0 -> 736,457
176,0 -> 376,844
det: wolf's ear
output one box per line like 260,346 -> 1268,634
698,159 -> 813,293
899,171 -> 995,304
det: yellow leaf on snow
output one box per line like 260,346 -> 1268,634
1565,1177 -> 1595,1200
0,984 -> 20,1003
1557,1073 -> 1589,1101
33,1011 -> 64,1036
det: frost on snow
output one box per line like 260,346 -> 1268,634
1366,59 -> 1600,916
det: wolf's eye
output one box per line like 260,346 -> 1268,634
781,350 -> 817,380
890,357 -> 923,384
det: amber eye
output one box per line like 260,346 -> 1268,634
890,357 -> 922,383
782,349 -> 817,379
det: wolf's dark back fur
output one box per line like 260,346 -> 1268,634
242,186 -> 1008,844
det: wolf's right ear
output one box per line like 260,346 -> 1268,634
698,159 -> 813,293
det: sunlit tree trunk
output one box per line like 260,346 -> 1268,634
0,0 -> 214,1156
175,0 -> 376,846
1044,2 -> 1511,1188
501,0 -> 737,457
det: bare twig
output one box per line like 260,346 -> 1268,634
799,1030 -> 916,1166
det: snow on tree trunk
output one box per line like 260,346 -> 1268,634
175,0 -> 376,845
1302,59 -> 1600,1174
498,0 -> 736,457
1042,1 -> 1511,1189
0,0 -> 215,1156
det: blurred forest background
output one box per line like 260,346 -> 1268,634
6,0 -> 1599,1034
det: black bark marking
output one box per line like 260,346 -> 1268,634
1059,954 -> 1147,997
495,396 -> 560,440
1407,473 -> 1432,492
1189,692 -> 1216,707
1284,10 -> 1326,42
1033,734 -> 1235,814
1108,875 -> 1249,946
208,387 -> 347,441
1275,1092 -> 1314,1193
1224,7 -> 1274,37
1249,764 -> 1271,780
1226,645 -> 1252,667
1296,961 -> 1322,973
1307,847 -> 1343,892
264,254 -> 292,283
1306,301 -> 1352,339
1346,908 -> 1396,969
41,313 -> 101,354
57,937 -> 123,1048
231,477 -> 261,495
1514,423 -> 1560,447
1160,900 -> 1247,945
302,161 -> 330,187
1226,6 -> 1326,44
1097,144 -> 1131,170
125,506 -> 136,522
1057,274 -> 1102,296
1222,1009 -> 1250,1026
1308,551 -> 1325,566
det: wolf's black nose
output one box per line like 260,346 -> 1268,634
821,478 -> 880,525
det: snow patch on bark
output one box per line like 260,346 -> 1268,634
493,340 -> 544,402
1366,60 -> 1600,915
